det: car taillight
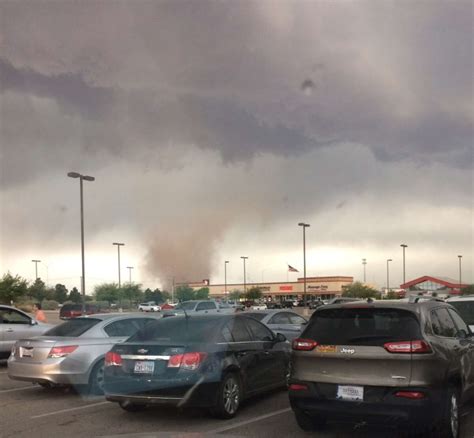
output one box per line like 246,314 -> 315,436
289,383 -> 308,391
292,338 -> 318,351
395,391 -> 425,399
384,340 -> 431,354
167,352 -> 207,370
105,351 -> 123,367
48,345 -> 78,358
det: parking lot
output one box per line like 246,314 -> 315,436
2,362 -> 474,438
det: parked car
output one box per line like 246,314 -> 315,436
244,310 -> 307,341
326,297 -> 363,305
265,301 -> 282,309
251,302 -> 267,310
308,300 -> 324,310
281,300 -> 294,308
59,303 -> 104,320
220,300 -> 245,311
138,302 -> 161,312
288,300 -> 474,437
104,314 -> 290,418
446,296 -> 474,332
8,313 -> 160,394
0,305 -> 53,359
162,300 -> 235,317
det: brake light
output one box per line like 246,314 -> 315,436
105,351 -> 123,367
384,340 -> 431,354
167,352 -> 207,370
292,338 -> 318,351
289,383 -> 308,391
395,391 -> 425,399
48,345 -> 78,358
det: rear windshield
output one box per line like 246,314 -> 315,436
245,313 -> 266,321
449,301 -> 474,326
44,318 -> 101,337
304,308 -> 421,346
61,304 -> 82,312
129,317 -> 223,343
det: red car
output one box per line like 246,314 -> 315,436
59,303 -> 102,319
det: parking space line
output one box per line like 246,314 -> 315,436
31,401 -> 110,419
207,407 -> 292,434
0,386 -> 37,394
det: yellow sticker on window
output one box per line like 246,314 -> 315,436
317,345 -> 337,353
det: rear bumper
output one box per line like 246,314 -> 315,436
104,374 -> 220,408
7,357 -> 89,385
289,381 -> 445,426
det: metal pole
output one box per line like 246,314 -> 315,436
80,177 -> 86,312
362,259 -> 367,283
241,256 -> 248,293
458,255 -> 463,292
386,259 -> 392,294
401,244 -> 408,285
32,260 -> 41,280
127,266 -> 133,284
224,261 -> 229,297
298,223 -> 310,308
113,243 -> 125,288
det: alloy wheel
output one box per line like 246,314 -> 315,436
450,393 -> 459,438
223,377 -> 240,415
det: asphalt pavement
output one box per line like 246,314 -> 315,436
1,360 -> 474,438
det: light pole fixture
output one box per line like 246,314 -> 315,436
224,261 -> 229,297
240,256 -> 248,293
31,259 -> 41,280
298,222 -> 310,307
362,258 -> 367,283
113,243 -> 125,287
68,171 -> 95,312
126,266 -> 134,284
400,244 -> 408,285
386,259 -> 393,294
458,255 -> 463,292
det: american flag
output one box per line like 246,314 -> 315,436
288,264 -> 299,272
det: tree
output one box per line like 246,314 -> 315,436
195,287 -> 210,299
228,290 -> 243,301
28,278 -> 48,302
385,291 -> 400,300
0,273 -> 28,304
342,282 -> 380,299
245,287 -> 263,300
144,288 -> 165,304
53,284 -> 68,303
175,285 -> 195,302
68,287 -> 82,303
161,290 -> 171,301
121,283 -> 143,305
94,283 -> 121,303
462,285 -> 474,296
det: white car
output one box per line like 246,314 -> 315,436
138,302 -> 161,312
446,296 -> 474,332
251,302 -> 267,310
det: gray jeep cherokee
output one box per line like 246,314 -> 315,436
288,299 -> 474,437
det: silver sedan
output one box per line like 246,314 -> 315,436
0,305 -> 53,359
8,313 -> 160,394
243,310 -> 308,341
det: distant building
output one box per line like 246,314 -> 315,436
400,275 -> 468,296
180,276 -> 354,300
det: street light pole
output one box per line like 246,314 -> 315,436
386,259 -> 393,294
400,244 -> 408,285
31,259 -> 41,280
113,243 -> 125,287
224,261 -> 229,297
126,266 -> 134,284
240,257 -> 248,293
298,223 -> 310,308
458,255 -> 463,292
362,258 -> 367,283
68,172 -> 95,312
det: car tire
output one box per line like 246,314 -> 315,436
119,401 -> 147,413
437,387 -> 460,438
210,372 -> 242,419
294,408 -> 326,431
88,360 -> 105,395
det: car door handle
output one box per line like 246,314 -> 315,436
264,351 -> 270,355
237,352 -> 247,357
6,328 -> 14,332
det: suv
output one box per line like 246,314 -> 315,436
446,296 -> 474,332
162,300 -> 235,317
289,300 -> 474,437
138,302 -> 161,312
59,303 -> 101,319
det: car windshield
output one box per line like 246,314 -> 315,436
129,316 -> 224,343
44,318 -> 101,337
305,308 -> 421,346
175,302 -> 197,311
449,301 -> 474,326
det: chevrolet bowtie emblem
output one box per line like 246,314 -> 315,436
137,349 -> 148,354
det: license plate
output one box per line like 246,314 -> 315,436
134,361 -> 155,374
20,347 -> 33,358
337,385 -> 364,401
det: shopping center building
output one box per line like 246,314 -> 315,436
184,276 -> 354,301
400,275 -> 468,297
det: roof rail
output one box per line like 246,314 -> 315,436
412,296 -> 445,304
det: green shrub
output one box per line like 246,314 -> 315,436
42,300 -> 59,310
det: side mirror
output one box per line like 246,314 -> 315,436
457,329 -> 468,339
30,319 -> 38,326
275,332 -> 287,343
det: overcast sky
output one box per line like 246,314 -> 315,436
0,1 -> 472,292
